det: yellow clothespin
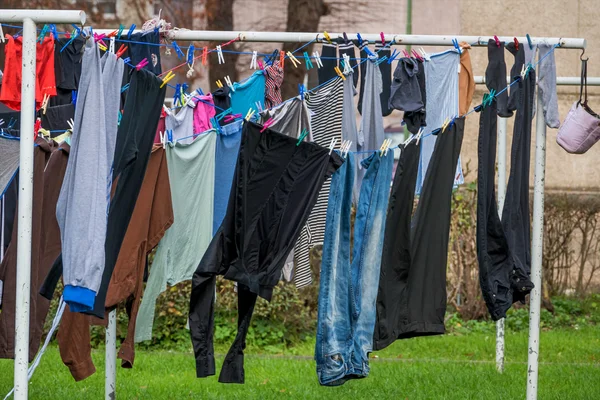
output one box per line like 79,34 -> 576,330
334,66 -> 346,80
384,139 -> 393,155
245,108 -> 255,121
441,117 -> 451,133
286,51 -> 301,68
41,94 -> 50,115
160,71 -> 175,89
216,79 -> 224,88
323,31 -> 332,44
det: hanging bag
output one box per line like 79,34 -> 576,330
557,58 -> 600,154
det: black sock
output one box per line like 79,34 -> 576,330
357,42 -> 369,115
338,41 -> 359,87
375,44 -> 393,117
318,43 -> 338,85
506,42 -> 525,113
485,39 -> 511,117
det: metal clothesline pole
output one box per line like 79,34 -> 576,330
0,10 -> 86,400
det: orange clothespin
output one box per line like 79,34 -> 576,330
160,71 -> 175,89
116,44 -> 128,58
202,47 -> 208,66
334,66 -> 346,80
279,50 -> 285,67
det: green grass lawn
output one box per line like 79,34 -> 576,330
1,327 -> 599,399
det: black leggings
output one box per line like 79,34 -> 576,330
189,121 -> 342,383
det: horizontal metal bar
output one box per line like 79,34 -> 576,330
93,29 -> 586,49
473,76 -> 600,86
0,10 -> 86,25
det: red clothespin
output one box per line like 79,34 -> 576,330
260,118 -> 274,133
223,113 -> 242,123
202,47 -> 208,66
494,35 -> 501,47
514,37 -> 519,50
380,32 -> 386,46
135,58 -> 149,71
116,44 -> 127,58
279,50 -> 285,67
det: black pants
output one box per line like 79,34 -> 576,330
189,121 -> 342,383
485,39 -> 511,117
501,71 -> 536,305
373,118 -> 465,350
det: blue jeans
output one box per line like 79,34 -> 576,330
316,150 -> 394,386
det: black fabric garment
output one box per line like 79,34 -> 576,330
476,102 -> 520,320
373,140 -> 420,351
373,118 -> 465,349
357,42 -> 368,115
189,121 -> 342,383
318,43 -> 337,85
389,57 -> 423,112
485,39 -> 511,118
39,104 -> 75,135
89,68 -> 166,318
338,41 -> 358,87
376,44 -> 392,117
39,254 -> 61,300
212,86 -> 231,113
500,71 -> 536,305
1,175 -> 17,256
506,42 -> 525,113
127,31 -> 162,76
50,36 -> 85,107
402,59 -> 427,134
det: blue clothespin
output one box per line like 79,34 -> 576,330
364,46 -> 376,57
196,88 -> 204,96
187,45 -> 195,65
37,25 -> 49,43
211,117 -> 222,134
356,33 -> 363,46
127,24 -> 136,39
60,29 -> 78,53
49,24 -> 58,40
388,49 -> 400,64
71,90 -> 77,105
304,52 -> 313,69
452,38 -> 462,54
118,110 -> 122,126
298,84 -> 306,100
375,55 -> 388,66
120,83 -> 129,93
167,129 -> 173,143
172,41 -> 185,59
526,34 -> 533,50
122,57 -> 131,65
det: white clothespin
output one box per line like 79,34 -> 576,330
404,133 -> 415,146
415,128 -> 424,145
255,101 -> 263,113
344,141 -> 352,158
41,94 -> 50,115
0,24 -> 5,43
224,76 -> 235,92
250,51 -> 258,69
342,53 -> 352,74
328,137 -> 338,155
109,36 -> 115,53
159,131 -> 165,149
520,64 -> 527,80
216,45 -> 225,64
312,51 -> 323,68
66,118 -> 74,131
384,139 -> 393,156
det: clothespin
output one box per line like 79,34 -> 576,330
255,101 -> 263,112
224,113 -> 241,123
374,55 -> 388,66
135,58 -> 149,71
297,128 -> 310,146
388,49 -> 400,64
279,50 -> 285,67
186,45 -> 195,78
384,139 -> 393,156
216,108 -> 233,121
304,52 -> 314,70
94,33 -> 106,43
0,24 -> 4,43
216,79 -> 224,88
122,57 -> 131,65
298,84 -> 306,101
312,51 -> 323,68
411,49 -> 423,62
33,119 -> 41,139
260,118 -> 274,133
127,24 -> 136,40
287,51 -> 301,68
334,66 -> 346,80
171,41 -> 185,59
514,37 -> 519,51
328,137 -> 338,155
224,76 -> 235,92
380,32 -> 386,47
257,60 -> 264,70
160,71 -> 175,89
245,108 -> 255,121
159,132 -> 165,149
452,38 -> 462,54
526,34 -> 533,50
441,117 -> 451,133
67,118 -> 74,131
344,140 -> 352,158
40,93 -> 50,115
49,24 -> 58,40
216,45 -> 225,64
342,32 -> 350,45
97,41 -> 108,52
116,24 -> 125,38
118,110 -> 122,126
173,84 -> 181,106
211,117 -> 222,134
37,25 -> 49,43
109,36 -> 116,53
116,44 -> 127,58
493,35 -> 501,47
418,47 -> 429,60
364,46 -> 376,57
71,90 -> 77,104
323,31 -> 332,44
250,51 -> 258,69
342,53 -> 352,74
202,47 -> 208,66
525,62 -> 533,78
356,33 -> 364,46
195,88 -> 204,96
167,129 -> 173,144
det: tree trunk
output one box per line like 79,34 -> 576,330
281,0 -> 329,100
206,0 -> 238,92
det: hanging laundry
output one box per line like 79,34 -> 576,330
388,57 -> 423,112
485,39 -> 511,118
339,40 -> 359,87
39,104 -> 75,135
189,121 -> 342,384
0,139 -> 68,361
416,50 -> 464,195
212,86 -> 231,112
153,107 -> 167,145
402,59 -> 427,134
506,41 -> 525,113
51,36 -> 85,106
125,31 -> 162,76
0,35 -> 56,110
458,42 -> 476,115
358,43 -> 392,117
374,118 -> 465,348
55,41 -> 118,313
135,131 -> 216,343
259,97 -> 312,141
193,92 -> 216,134
341,70 -> 360,203
230,70 -> 266,115
264,62 -> 284,109
0,136 -> 19,198
164,103 -> 195,144
538,43 -> 560,128
316,149 -> 394,386
213,119 -> 243,234
50,147 -> 173,381
318,42 -> 338,85
293,77 -> 344,288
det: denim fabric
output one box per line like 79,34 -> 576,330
316,150 -> 394,386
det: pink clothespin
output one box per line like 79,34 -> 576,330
411,49 -> 423,61
380,32 -> 386,46
494,35 -> 501,47
402,49 -> 410,58
94,33 -> 106,43
224,113 -> 242,123
260,118 -> 274,133
258,60 -> 264,70
136,58 -> 149,71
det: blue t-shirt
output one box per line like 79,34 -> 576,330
230,71 -> 266,116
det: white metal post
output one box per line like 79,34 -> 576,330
105,310 -> 117,400
495,116 -> 508,373
526,88 -> 546,400
13,17 -> 37,400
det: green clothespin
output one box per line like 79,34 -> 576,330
304,52 -> 313,70
37,24 -> 49,43
296,128 -> 309,146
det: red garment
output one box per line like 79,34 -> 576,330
0,35 -> 57,111
153,108 -> 167,144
